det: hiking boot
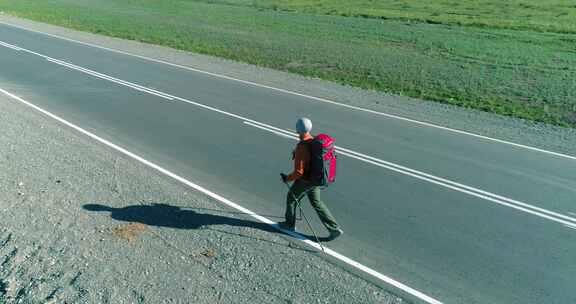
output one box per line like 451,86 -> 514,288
278,221 -> 296,232
328,228 -> 344,240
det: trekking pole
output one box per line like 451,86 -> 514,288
283,181 -> 325,253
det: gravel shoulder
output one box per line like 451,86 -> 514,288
0,14 -> 574,157
0,96 -> 400,303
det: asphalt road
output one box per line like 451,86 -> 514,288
1,23 -> 575,304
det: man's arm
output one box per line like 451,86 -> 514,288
286,144 -> 307,182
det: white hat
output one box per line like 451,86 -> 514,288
295,118 -> 312,134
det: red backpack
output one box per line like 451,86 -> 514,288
305,134 -> 337,186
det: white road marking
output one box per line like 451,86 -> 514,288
45,58 -> 174,100
0,87 -> 444,304
244,121 -> 576,229
244,122 -> 297,140
0,22 -> 575,161
565,225 -> 576,231
0,40 -> 22,51
3,39 -> 575,229
0,41 -> 174,100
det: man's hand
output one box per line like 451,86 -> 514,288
280,173 -> 288,183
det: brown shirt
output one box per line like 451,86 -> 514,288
287,134 -> 314,182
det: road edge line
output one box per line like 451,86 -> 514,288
0,87 -> 444,304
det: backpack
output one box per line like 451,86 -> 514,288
305,134 -> 337,186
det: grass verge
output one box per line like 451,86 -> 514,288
0,0 -> 575,126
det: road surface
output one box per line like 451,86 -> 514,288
0,22 -> 575,304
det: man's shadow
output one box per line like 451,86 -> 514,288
83,203 -> 329,242
83,203 -> 278,233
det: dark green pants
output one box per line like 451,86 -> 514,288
285,179 -> 339,232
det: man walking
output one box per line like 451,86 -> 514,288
280,118 -> 343,241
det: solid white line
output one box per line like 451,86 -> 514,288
336,147 -> 576,223
244,122 -> 297,140
0,39 -> 174,100
6,37 -> 575,228
323,247 -> 442,304
0,87 -> 443,304
243,121 -> 576,229
0,40 -> 22,51
45,58 -> 174,100
1,20 -> 574,161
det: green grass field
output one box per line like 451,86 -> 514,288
203,0 -> 576,33
1,0 -> 575,126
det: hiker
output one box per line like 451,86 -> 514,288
280,118 -> 344,240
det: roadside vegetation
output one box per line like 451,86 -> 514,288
211,0 -> 576,33
1,0 -> 575,126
